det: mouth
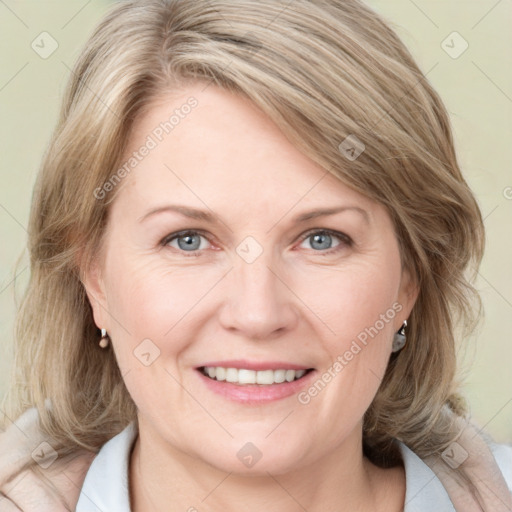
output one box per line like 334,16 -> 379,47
195,361 -> 317,404
198,366 -> 315,385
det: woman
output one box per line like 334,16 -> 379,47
0,0 -> 510,510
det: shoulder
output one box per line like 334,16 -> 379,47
0,407 -> 96,511
398,435 -> 512,512
489,442 -> 512,491
397,441 -> 457,511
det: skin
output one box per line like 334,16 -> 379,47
83,81 -> 419,511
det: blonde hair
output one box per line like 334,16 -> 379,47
3,0 -> 484,474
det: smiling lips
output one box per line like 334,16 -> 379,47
200,366 -> 310,385
196,360 -> 316,403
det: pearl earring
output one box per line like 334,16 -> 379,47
99,328 -> 109,348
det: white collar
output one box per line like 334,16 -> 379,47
76,422 -> 136,512
75,422 -> 458,512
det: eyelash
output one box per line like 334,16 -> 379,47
159,228 -> 353,257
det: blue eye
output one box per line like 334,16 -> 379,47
162,230 -> 209,256
161,229 -> 352,257
298,229 -> 352,255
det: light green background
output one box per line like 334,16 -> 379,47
1,1 -> 511,442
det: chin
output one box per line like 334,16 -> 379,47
193,437 -> 309,476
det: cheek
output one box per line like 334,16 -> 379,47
298,258 -> 401,408
106,250 -> 205,320
102,255 -> 205,368
300,259 -> 401,346
299,258 -> 401,411
103,259 -> 203,419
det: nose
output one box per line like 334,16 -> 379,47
218,252 -> 299,340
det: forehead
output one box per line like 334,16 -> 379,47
115,83 -> 378,218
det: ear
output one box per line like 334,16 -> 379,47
78,252 -> 110,331
396,265 -> 419,328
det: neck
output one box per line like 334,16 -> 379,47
129,419 -> 405,512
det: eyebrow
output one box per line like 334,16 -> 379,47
138,204 -> 370,225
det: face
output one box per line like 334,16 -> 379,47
84,82 -> 418,475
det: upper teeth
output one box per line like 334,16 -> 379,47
203,367 -> 307,385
